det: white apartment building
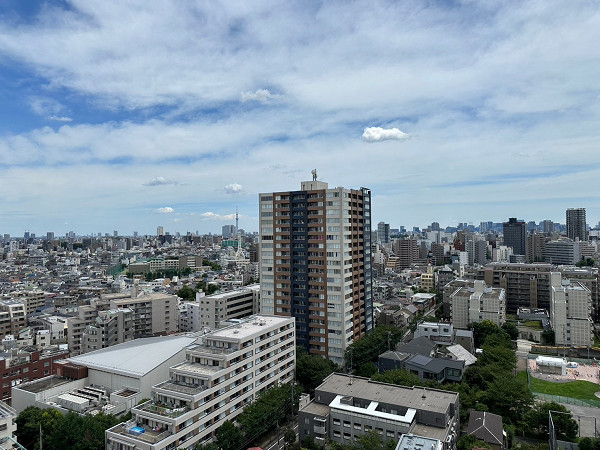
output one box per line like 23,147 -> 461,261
106,315 -> 296,450
179,285 -> 260,332
0,401 -> 18,449
450,280 -> 506,329
550,272 -> 593,347
414,322 -> 454,345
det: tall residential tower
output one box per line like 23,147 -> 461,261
259,176 -> 373,364
566,208 -> 587,241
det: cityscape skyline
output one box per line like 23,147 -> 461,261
1,2 -> 600,235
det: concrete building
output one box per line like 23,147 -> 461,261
414,322 -> 454,346
259,178 -> 373,364
221,225 -> 236,239
11,335 -> 198,417
566,208 -> 587,242
449,280 -> 506,329
108,292 -> 178,339
378,222 -> 390,244
378,350 -> 465,383
526,233 -> 546,263
0,301 -> 26,341
550,273 -> 593,347
298,373 -> 459,449
181,285 -> 260,331
80,307 -> 134,354
395,239 -> 420,270
106,315 -> 295,450
0,346 -> 68,404
0,401 -> 19,449
503,218 -> 526,257
10,290 -> 46,316
545,239 -> 580,265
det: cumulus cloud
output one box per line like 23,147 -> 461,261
241,89 -> 279,104
224,183 -> 243,194
156,207 -> 174,214
362,127 -> 409,143
144,177 -> 178,186
200,212 -> 236,220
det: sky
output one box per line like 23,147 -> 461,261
1,0 -> 599,237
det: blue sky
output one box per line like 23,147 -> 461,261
0,0 -> 599,236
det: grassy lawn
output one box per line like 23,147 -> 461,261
517,371 -> 600,401
521,320 -> 543,329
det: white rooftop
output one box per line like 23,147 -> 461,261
209,315 -> 293,340
68,335 -> 197,378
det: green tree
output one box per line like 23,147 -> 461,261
470,320 -> 507,348
457,434 -> 491,450
15,406 -> 44,450
579,437 -> 600,450
344,326 -> 403,372
216,420 -> 243,450
501,322 -> 519,341
484,373 -> 533,424
542,329 -> 555,345
176,284 -> 196,300
371,369 -> 424,387
283,427 -> 297,448
296,347 -> 337,394
356,362 -> 378,378
523,402 -> 578,441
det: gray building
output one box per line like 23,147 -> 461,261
503,218 -> 526,256
566,208 -> 586,242
298,373 -> 459,449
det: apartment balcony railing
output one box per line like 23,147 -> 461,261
155,380 -> 207,396
109,421 -> 173,444
136,400 -> 191,418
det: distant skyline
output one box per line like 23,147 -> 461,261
1,1 -> 599,236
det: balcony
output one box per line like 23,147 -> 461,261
155,380 -> 207,396
136,400 -> 191,418
109,421 -> 173,444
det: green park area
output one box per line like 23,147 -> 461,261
517,371 -> 600,401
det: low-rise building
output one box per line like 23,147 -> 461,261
298,373 -> 459,449
414,322 -> 453,346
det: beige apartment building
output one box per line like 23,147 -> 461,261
449,280 -> 506,329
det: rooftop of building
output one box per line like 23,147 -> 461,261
67,334 -> 197,377
315,373 -> 458,414
396,433 -> 442,450
208,315 -> 293,340
0,400 -> 16,418
17,375 -> 73,394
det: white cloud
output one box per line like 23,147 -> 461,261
224,183 -> 243,194
144,177 -> 178,186
200,212 -> 236,220
156,207 -> 174,214
362,127 -> 409,143
241,89 -> 279,104
48,115 -> 73,122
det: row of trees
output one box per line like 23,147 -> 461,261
176,280 -> 220,301
16,407 -> 124,450
195,381 -> 301,450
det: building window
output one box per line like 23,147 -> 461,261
376,428 -> 383,435
353,423 -> 361,430
343,421 -> 350,428
364,425 -> 372,431
387,430 -> 395,438
333,430 -> 341,438
333,418 -> 340,426
343,433 -> 351,440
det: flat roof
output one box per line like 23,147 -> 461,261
316,374 -> 458,415
209,315 -> 293,340
17,376 -> 73,394
68,335 -> 197,378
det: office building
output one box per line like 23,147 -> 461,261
503,218 -> 526,256
106,315 -> 295,450
259,177 -> 373,364
394,239 -> 420,269
550,273 -> 593,347
157,226 -> 164,237
566,208 -> 587,241
545,239 -> 580,265
222,225 -> 236,239
298,373 -> 459,449
378,222 -> 390,244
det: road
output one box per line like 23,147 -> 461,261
263,423 -> 299,450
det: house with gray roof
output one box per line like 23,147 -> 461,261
467,411 -> 505,450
